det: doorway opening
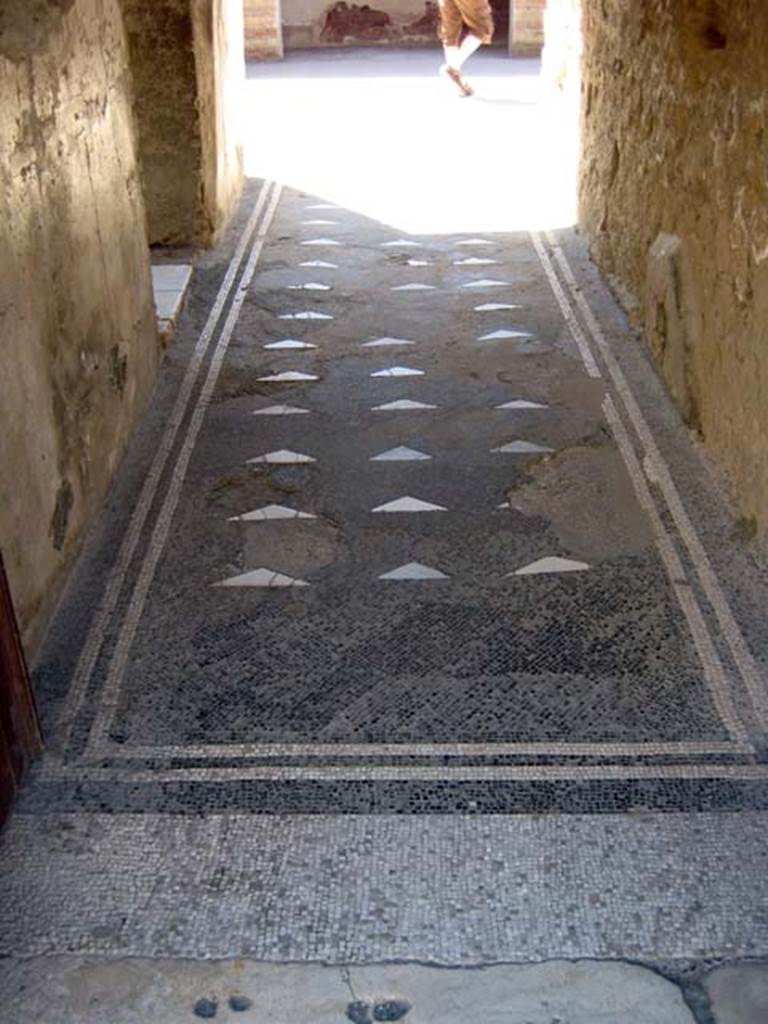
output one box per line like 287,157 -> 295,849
242,0 -> 546,60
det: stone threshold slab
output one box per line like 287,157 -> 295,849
151,263 -> 193,342
0,958 -> 702,1024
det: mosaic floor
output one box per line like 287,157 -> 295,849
2,51 -> 768,965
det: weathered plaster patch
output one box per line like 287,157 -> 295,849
0,0 -> 159,650
506,447 -> 653,561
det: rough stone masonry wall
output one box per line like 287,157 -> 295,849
122,0 -> 245,246
579,0 -> 768,536
510,0 -> 546,55
0,0 -> 160,652
197,0 -> 246,238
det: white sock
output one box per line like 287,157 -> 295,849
456,33 -> 482,68
443,45 -> 460,70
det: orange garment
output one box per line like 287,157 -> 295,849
438,0 -> 494,46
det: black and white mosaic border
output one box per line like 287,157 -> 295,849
38,187 -> 768,785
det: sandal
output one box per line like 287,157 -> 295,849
440,64 -> 474,97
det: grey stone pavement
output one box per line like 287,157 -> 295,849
3,49 -> 768,1023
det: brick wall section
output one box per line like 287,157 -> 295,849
510,0 -> 546,54
244,0 -> 283,59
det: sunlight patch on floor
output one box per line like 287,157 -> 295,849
241,54 -> 578,234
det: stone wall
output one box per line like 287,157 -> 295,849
244,0 -> 284,58
579,0 -> 768,536
280,0 -> 440,48
0,0 -> 160,652
196,0 -> 247,237
122,0 -> 245,246
510,0 -> 546,55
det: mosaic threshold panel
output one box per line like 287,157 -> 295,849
28,181 -> 768,816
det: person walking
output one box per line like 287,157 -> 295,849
438,0 -> 494,97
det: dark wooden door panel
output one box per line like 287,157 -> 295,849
0,551 -> 42,825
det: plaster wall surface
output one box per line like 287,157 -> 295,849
281,0 -> 441,48
122,0 -> 245,245
579,0 -> 768,536
0,0 -> 159,652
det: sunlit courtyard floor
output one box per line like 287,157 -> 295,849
244,48 -> 578,234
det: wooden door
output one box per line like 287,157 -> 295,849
0,552 -> 42,825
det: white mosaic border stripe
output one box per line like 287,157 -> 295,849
542,230 -> 768,731
84,740 -> 744,763
604,395 -> 749,746
84,182 -> 284,758
532,231 -> 761,746
41,760 -> 767,784
53,181 -> 277,752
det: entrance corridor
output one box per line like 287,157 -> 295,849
2,51 -> 768,1021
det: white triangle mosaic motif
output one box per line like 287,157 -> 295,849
287,282 -> 331,291
371,366 -> 424,377
372,399 -> 436,411
361,337 -> 415,348
248,449 -> 316,464
457,238 -> 494,246
495,400 -> 547,410
257,371 -> 318,382
301,238 -> 341,246
252,404 -> 310,416
381,239 -> 420,247
512,557 -> 590,576
300,261 -> 338,269
263,340 -> 317,350
372,496 -> 447,513
229,504 -> 316,521
491,441 -> 554,454
279,311 -> 333,320
379,562 -> 448,580
454,257 -> 498,265
408,260 -> 430,267
391,283 -> 436,291
475,303 -> 521,311
370,446 -> 432,461
302,220 -> 339,226
305,203 -> 340,210
463,279 -> 510,289
479,330 -> 532,341
215,568 -> 309,588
